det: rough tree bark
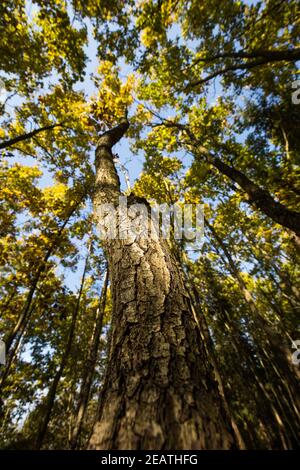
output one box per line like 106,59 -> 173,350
88,118 -> 237,450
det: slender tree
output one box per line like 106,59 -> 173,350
35,250 -> 89,450
70,270 -> 108,449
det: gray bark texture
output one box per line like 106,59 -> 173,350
89,119 -> 236,450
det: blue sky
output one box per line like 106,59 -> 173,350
2,0 -> 263,293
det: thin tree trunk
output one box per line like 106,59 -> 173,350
0,195 -> 86,395
0,303 -> 35,393
208,155 -> 300,237
168,122 -> 300,237
88,119 -> 236,450
69,270 -> 108,449
203,259 -> 296,449
205,219 -> 300,439
205,218 -> 297,363
173,248 -> 246,449
35,251 -> 89,450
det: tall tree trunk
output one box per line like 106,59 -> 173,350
69,270 -> 108,449
88,119 -> 236,450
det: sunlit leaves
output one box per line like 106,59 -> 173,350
91,61 -> 135,126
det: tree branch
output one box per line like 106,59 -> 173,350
97,117 -> 129,149
156,119 -> 300,237
0,123 -> 63,150
186,47 -> 300,69
185,48 -> 300,88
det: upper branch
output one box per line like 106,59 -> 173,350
186,47 -> 300,69
184,47 -> 300,89
97,118 -> 129,149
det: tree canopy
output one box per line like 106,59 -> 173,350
0,0 -> 299,450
